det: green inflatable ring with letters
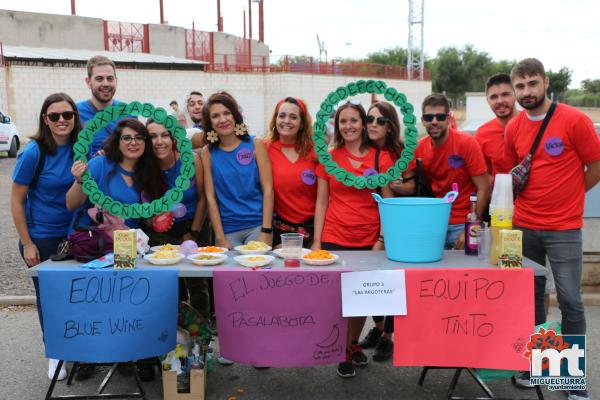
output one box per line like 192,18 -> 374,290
72,101 -> 195,219
312,80 -> 418,189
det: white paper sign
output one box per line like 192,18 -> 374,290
341,270 -> 407,317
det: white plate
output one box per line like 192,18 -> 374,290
234,254 -> 275,268
234,245 -> 272,255
150,244 -> 180,252
144,252 -> 185,265
187,253 -> 228,266
302,253 -> 340,266
272,248 -> 311,259
196,246 -> 229,254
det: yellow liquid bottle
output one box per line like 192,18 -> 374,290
489,208 -> 513,265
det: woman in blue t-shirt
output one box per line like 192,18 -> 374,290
10,92 -> 82,380
200,91 -> 274,249
66,119 -> 165,228
145,119 -> 206,245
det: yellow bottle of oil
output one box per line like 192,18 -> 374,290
489,207 -> 513,265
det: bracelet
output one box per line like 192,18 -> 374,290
261,226 -> 273,234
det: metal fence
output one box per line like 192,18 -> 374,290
103,21 -> 149,53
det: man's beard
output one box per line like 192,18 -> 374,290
518,95 -> 544,110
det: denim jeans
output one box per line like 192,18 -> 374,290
515,226 -> 585,335
445,224 -> 464,249
18,237 -> 64,332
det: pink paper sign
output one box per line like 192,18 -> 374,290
214,270 -> 348,367
393,268 -> 534,371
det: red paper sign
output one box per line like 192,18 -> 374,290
393,268 -> 534,370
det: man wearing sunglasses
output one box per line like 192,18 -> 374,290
410,93 -> 489,249
77,55 -> 124,157
504,59 -> 600,400
475,73 -> 519,182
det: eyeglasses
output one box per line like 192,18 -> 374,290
366,115 -> 389,126
46,111 -> 75,122
422,113 -> 448,122
120,135 -> 146,144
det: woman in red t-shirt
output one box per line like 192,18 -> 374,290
312,101 -> 393,378
265,97 -> 317,248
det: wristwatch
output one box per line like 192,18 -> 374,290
261,227 -> 273,234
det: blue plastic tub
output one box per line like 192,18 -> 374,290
372,192 -> 457,262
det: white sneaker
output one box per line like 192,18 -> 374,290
217,355 -> 234,365
48,359 -> 67,381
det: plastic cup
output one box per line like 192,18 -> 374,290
478,228 -> 492,263
281,233 -> 304,267
491,174 -> 514,211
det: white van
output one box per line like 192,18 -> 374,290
0,111 -> 20,157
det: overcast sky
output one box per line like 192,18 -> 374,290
1,0 -> 598,87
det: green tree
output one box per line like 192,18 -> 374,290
547,67 -> 571,101
364,46 -> 409,66
581,78 -> 600,94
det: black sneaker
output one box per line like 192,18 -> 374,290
513,371 -> 534,388
337,351 -> 356,378
359,327 -> 383,349
350,342 -> 368,366
568,389 -> 590,400
373,337 -> 393,362
74,364 -> 96,381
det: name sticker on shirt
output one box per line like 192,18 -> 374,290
301,169 -> 316,185
236,148 -> 254,165
544,137 -> 564,157
448,154 -> 465,169
363,168 -> 378,177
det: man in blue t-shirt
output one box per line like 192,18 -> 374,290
77,55 -> 123,157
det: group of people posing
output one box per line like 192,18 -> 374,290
10,55 -> 600,399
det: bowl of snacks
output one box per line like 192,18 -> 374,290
187,253 -> 228,266
234,254 -> 275,268
150,243 -> 180,252
197,246 -> 229,254
302,250 -> 339,266
234,241 -> 272,255
144,250 -> 185,265
273,248 -> 312,259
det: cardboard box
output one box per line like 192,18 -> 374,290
498,229 -> 523,268
113,229 -> 137,269
162,368 -> 205,400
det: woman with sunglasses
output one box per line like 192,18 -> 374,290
145,119 -> 206,245
201,91 -> 273,250
312,100 -> 394,379
265,97 -> 317,248
11,93 -> 82,381
67,118 -> 165,229
357,101 -> 404,363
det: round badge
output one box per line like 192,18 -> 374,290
236,148 -> 254,165
448,154 -> 465,169
301,169 -> 316,185
544,137 -> 564,157
363,168 -> 378,177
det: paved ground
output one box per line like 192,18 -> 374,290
0,305 -> 596,400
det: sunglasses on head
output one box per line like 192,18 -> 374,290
422,113 -> 448,122
120,134 -> 146,144
366,115 -> 389,126
46,111 -> 75,122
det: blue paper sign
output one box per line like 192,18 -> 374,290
39,266 -> 178,362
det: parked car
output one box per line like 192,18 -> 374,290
0,111 -> 20,157
594,123 -> 600,136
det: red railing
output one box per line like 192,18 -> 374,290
234,37 -> 251,66
185,30 -> 213,63
103,21 -> 150,53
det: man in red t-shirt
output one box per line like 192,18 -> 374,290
410,94 -> 489,249
475,73 -> 519,180
505,59 -> 600,398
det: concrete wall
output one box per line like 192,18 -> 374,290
0,9 -> 104,50
465,92 -> 493,122
212,32 -> 237,65
147,23 -> 186,59
0,64 -> 431,141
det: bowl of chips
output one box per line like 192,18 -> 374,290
144,251 -> 185,265
234,254 -> 275,268
150,243 -> 180,252
302,250 -> 339,266
187,253 -> 228,266
234,241 -> 272,255
197,246 -> 229,254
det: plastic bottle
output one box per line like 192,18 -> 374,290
464,193 -> 482,256
489,174 -> 514,265
188,333 -> 204,370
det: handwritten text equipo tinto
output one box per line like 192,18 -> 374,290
419,275 -> 505,301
